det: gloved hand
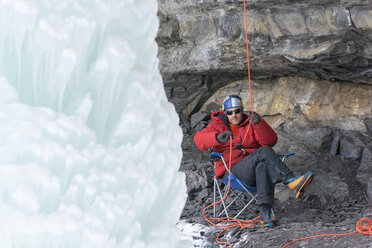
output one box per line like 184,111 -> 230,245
216,130 -> 233,143
247,111 -> 261,125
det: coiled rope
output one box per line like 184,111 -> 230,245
282,218 -> 372,247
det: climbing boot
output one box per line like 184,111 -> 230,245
259,204 -> 276,227
285,171 -> 314,199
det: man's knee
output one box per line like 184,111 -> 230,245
258,146 -> 274,155
255,161 -> 269,173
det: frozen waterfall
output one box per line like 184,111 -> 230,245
0,0 -> 190,247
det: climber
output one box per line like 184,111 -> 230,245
194,95 -> 314,227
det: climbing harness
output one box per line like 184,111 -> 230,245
235,143 -> 246,155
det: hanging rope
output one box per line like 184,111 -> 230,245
240,0 -> 254,145
200,1 -> 259,247
243,0 -> 253,112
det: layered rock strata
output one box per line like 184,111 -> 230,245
158,0 -> 372,117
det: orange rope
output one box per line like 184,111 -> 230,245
243,0 -> 253,112
241,0 -> 253,146
282,218 -> 372,248
241,118 -> 252,145
200,2 -> 259,247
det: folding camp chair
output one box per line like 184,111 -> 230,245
210,149 -> 295,219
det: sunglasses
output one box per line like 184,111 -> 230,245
226,108 -> 241,116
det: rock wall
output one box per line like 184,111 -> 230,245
158,0 -> 372,117
202,77 -> 372,132
156,0 -> 372,218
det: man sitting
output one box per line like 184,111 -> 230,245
194,95 -> 314,227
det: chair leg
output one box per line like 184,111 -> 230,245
212,174 -> 260,219
216,180 -> 229,218
225,191 -> 244,210
234,197 -> 256,219
213,178 -> 216,218
233,191 -> 247,206
214,178 -> 225,217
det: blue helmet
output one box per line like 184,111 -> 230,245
222,95 -> 244,110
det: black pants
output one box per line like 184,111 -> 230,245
224,146 -> 295,205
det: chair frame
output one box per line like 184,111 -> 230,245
211,150 -> 295,219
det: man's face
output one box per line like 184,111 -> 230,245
226,107 -> 242,125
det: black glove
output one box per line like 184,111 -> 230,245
216,130 -> 233,143
247,111 -> 261,125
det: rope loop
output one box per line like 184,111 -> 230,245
356,218 -> 372,235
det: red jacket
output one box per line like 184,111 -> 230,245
194,111 -> 278,178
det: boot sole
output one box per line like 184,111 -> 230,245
295,173 -> 314,198
261,209 -> 277,227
